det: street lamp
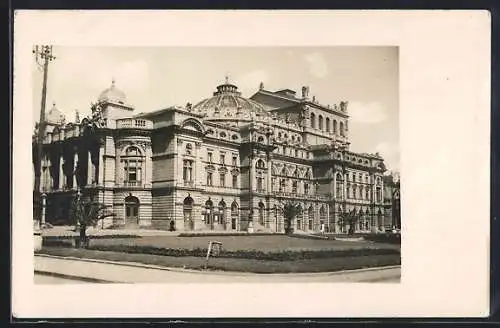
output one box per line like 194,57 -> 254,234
40,193 -> 47,228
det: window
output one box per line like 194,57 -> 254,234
183,160 -> 193,182
310,113 -> 316,128
319,115 -> 323,130
292,181 -> 298,193
219,173 -> 226,187
295,149 -> 298,157
353,185 -> 357,199
358,173 -> 362,182
207,172 -> 213,186
207,151 -> 213,163
256,159 -> 265,169
326,118 -> 330,132
220,153 -> 225,165
232,155 -> 238,166
258,202 -> 265,226
232,175 -> 238,188
304,183 -> 309,195
271,177 -> 276,191
340,122 -> 345,136
256,177 -> 264,192
333,120 -> 338,135
123,146 -> 143,186
347,184 -> 351,199
279,179 -> 286,192
366,188 -> 371,200
336,174 -> 343,199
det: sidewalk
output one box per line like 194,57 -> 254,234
34,254 -> 401,284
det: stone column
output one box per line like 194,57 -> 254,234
195,142 -> 202,187
98,145 -> 105,186
87,151 -> 93,185
266,156 -> 272,194
73,151 -> 78,188
58,154 -> 65,190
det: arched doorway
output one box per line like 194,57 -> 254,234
125,195 -> 140,227
216,200 -> 226,230
183,196 -> 194,231
204,199 -> 214,230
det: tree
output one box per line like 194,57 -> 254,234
339,210 -> 360,235
283,202 -> 301,234
69,192 -> 114,248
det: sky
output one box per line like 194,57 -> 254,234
32,46 -> 399,172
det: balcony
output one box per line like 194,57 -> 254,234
116,118 -> 153,130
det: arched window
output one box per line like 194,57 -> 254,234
319,206 -> 326,227
335,173 -> 343,199
230,201 -> 239,230
333,120 -> 338,135
340,122 -> 345,137
122,146 -> 143,187
256,159 -> 266,169
258,202 -> 265,226
326,117 -> 330,132
318,115 -> 323,130
352,185 -> 357,200
310,112 -> 316,129
183,196 -> 194,230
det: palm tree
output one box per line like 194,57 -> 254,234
339,210 -> 360,236
69,191 -> 114,248
283,202 -> 301,234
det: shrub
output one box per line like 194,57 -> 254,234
85,244 -> 400,261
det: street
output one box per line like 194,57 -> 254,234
34,255 -> 401,284
34,273 -> 88,284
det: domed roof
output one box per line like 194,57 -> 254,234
192,81 -> 272,121
45,102 -> 66,125
97,79 -> 128,105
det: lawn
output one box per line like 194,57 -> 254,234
85,235 -> 400,252
38,247 -> 401,274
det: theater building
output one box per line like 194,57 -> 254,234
33,78 -> 389,233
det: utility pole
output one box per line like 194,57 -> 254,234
33,45 -> 56,229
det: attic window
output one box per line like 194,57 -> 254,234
231,134 -> 239,140
220,132 -> 227,138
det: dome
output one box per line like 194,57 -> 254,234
45,102 -> 66,125
192,81 -> 272,121
97,79 -> 128,105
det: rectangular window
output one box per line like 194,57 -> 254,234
207,172 -> 213,186
183,160 -> 193,182
256,177 -> 263,192
232,155 -> 238,166
304,183 -> 309,195
292,181 -> 298,193
271,178 -> 276,191
220,173 -> 226,187
207,152 -> 213,163
232,175 -> 238,188
220,153 -> 225,165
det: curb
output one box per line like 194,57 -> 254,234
35,253 -> 401,277
34,270 -> 117,283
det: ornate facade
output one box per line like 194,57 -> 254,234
33,78 -> 392,233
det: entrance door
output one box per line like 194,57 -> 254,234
125,196 -> 140,228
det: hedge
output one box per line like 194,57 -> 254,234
178,232 -> 278,237
86,244 -> 400,261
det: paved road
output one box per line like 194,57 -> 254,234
34,255 -> 400,284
